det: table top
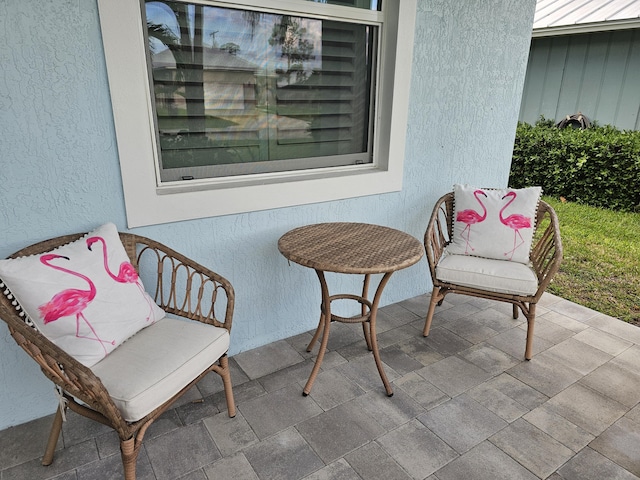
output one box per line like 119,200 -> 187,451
278,222 -> 424,274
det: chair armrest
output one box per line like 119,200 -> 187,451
531,201 -> 563,299
122,234 -> 234,333
424,193 -> 455,281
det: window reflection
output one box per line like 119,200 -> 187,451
307,0 -> 381,11
145,1 -> 376,179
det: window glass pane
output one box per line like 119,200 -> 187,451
145,1 -> 378,181
305,0 -> 381,11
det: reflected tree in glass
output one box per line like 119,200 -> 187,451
269,16 -> 315,86
147,2 -> 206,135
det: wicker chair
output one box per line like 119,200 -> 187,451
423,192 -> 563,360
0,231 -> 235,480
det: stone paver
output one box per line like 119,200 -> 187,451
589,416 -> 640,477
523,405 -> 595,452
434,441 -> 538,480
377,419 -> 458,479
234,339 -> 305,379
489,418 -> 574,478
296,401 -> 386,463
344,441 -> 412,480
418,394 -> 507,453
544,383 -> 628,436
556,447 -> 640,480
243,427 -> 324,480
237,384 -> 323,439
144,422 -> 220,480
416,355 -> 493,397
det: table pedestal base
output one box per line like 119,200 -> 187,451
302,271 -> 394,397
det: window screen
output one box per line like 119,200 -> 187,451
145,1 -> 379,182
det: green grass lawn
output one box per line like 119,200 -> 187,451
543,196 -> 640,326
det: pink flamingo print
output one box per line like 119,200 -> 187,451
38,254 -> 114,355
500,191 -> 533,260
456,189 -> 488,254
86,236 -> 156,322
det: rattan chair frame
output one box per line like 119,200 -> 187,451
0,231 -> 236,480
422,192 -> 563,360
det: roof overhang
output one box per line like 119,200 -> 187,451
533,17 -> 640,37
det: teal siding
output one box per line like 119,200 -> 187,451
520,29 -> 640,130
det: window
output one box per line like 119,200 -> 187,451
146,1 -> 379,181
98,0 -> 416,227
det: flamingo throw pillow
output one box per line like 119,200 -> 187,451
0,223 -> 165,367
447,184 -> 542,264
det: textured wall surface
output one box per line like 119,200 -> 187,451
0,0 -> 536,429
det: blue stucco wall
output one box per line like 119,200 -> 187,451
0,0 -> 536,429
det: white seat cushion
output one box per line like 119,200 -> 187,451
91,317 -> 229,422
436,251 -> 538,296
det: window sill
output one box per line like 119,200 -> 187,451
125,163 -> 402,227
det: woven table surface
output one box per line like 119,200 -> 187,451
278,222 -> 424,274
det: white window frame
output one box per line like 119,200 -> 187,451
98,0 -> 417,227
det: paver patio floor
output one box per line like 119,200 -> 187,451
2,292 -> 639,479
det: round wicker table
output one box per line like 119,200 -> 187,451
278,222 -> 424,396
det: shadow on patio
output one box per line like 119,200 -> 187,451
2,292 -> 640,480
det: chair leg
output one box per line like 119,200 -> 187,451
219,355 -> 236,418
513,304 -> 519,319
120,437 -> 138,480
42,406 -> 64,466
423,287 -> 443,336
524,303 -> 536,360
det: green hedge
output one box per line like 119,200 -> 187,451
509,119 -> 640,212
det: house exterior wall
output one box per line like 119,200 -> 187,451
0,0 -> 536,430
520,29 -> 640,130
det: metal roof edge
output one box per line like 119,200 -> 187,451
533,17 -> 640,37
